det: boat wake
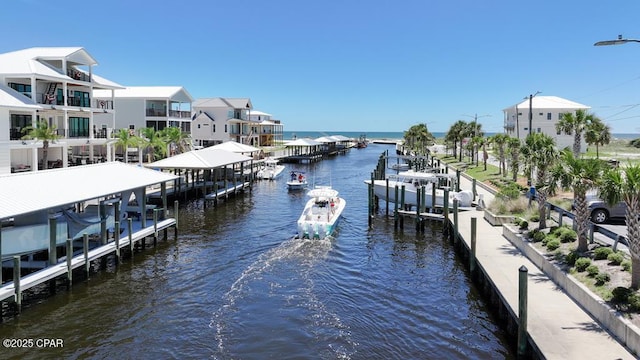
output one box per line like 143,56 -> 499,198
210,236 -> 356,359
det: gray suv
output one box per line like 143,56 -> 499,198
585,194 -> 626,224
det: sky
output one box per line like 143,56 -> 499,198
2,0 -> 640,134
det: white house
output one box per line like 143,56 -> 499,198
93,86 -> 193,133
503,96 -> 589,152
0,47 -> 123,174
192,98 -> 284,148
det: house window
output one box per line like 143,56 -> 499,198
558,113 -> 564,120
538,112 -> 543,116
518,112 -> 522,116
10,114 -> 32,140
537,128 -> 541,133
68,117 -> 89,137
225,124 -> 227,133
547,113 -> 552,120
213,124 -> 216,132
198,124 -> 201,129
8,82 -> 32,98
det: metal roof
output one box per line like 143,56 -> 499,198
145,148 -> 253,169
210,141 -> 260,154
0,84 -> 42,110
285,138 -> 322,146
0,162 -> 178,219
93,86 -> 193,102
504,96 -> 590,111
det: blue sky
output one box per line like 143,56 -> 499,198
2,0 -> 640,134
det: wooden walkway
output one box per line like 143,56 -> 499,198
0,218 -> 176,303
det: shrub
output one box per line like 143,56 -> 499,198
559,228 -> 577,243
622,260 -> 632,272
607,252 -> 625,266
612,287 -> 632,303
593,247 -> 614,260
546,239 -> 560,251
586,265 -> 599,277
595,272 -> 611,286
528,214 -> 540,223
532,231 -> 546,243
575,257 -> 592,272
497,182 -> 522,200
629,293 -> 640,312
519,220 -> 529,230
565,251 -> 579,266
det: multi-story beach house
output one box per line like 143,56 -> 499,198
93,86 -> 193,161
0,47 -> 123,174
93,86 -> 193,133
503,95 -> 589,152
191,97 -> 283,147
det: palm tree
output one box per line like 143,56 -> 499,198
112,129 -> 139,164
21,119 -> 59,170
551,149 -> 605,253
506,137 -> 521,182
467,121 -> 484,164
599,164 -> 640,288
585,118 -> 611,159
556,109 -> 595,158
521,133 -> 558,229
162,127 -> 192,156
139,127 -> 167,163
489,133 -> 509,175
445,120 -> 469,161
403,123 -> 435,155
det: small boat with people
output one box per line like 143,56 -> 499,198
297,186 -> 346,239
287,171 -> 308,190
364,170 -> 473,208
257,158 -> 286,180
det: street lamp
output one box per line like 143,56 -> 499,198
594,34 -> 640,46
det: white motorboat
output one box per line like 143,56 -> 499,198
287,171 -> 308,190
364,170 -> 473,208
297,186 -> 346,239
257,158 -> 286,180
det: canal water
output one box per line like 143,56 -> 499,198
0,143 -> 514,359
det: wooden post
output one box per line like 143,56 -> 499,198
394,185 -> 399,230
100,202 -> 107,245
0,228 -> 3,284
385,178 -> 389,216
162,182 -> 168,218
470,217 -> 477,276
400,185 -> 405,230
443,189 -> 449,235
114,221 -> 121,264
453,199 -> 459,245
518,265 -> 529,358
472,178 -> 477,201
174,200 -> 179,239
49,216 -> 57,266
13,256 -> 21,313
153,209 -> 158,246
128,218 -> 134,255
420,185 -> 426,232
589,223 -> 595,244
66,238 -> 73,285
558,209 -> 563,227
83,234 -> 90,278
431,184 -> 436,213
415,186 -> 421,231
455,169 -> 461,192
141,187 -> 147,229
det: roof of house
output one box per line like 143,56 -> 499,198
0,84 -> 42,110
0,162 -> 178,219
93,86 -> 193,103
249,110 -> 272,116
193,97 -> 252,109
0,47 -> 121,89
192,111 -> 216,122
285,138 -> 322,146
145,148 -> 253,169
504,96 -> 590,111
209,141 -> 260,153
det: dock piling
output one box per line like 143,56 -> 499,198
453,199 -> 459,245
114,221 -> 121,264
518,265 -> 529,357
83,234 -> 90,278
174,200 -> 179,239
13,256 -> 21,313
470,217 -> 477,276
128,218 -> 134,255
66,238 -> 73,285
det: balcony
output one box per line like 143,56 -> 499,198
146,109 -> 167,117
95,99 -> 113,110
168,110 -> 191,119
67,69 -> 91,82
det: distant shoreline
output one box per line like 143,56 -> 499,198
283,131 -> 639,141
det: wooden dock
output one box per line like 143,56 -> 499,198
0,216 -> 176,305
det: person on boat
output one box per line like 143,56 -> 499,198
330,199 -> 335,213
291,171 -> 297,181
298,173 -> 304,182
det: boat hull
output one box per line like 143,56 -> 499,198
365,180 -> 472,207
297,197 -> 346,239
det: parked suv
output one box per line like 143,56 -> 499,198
584,194 -> 626,224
